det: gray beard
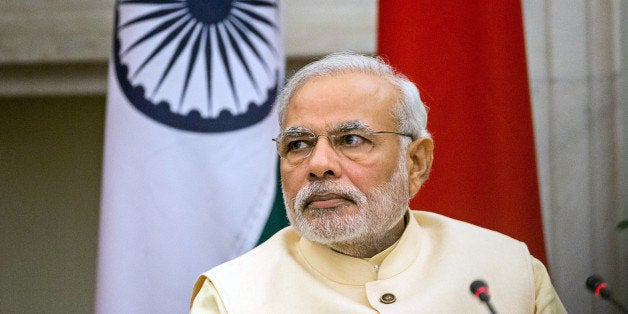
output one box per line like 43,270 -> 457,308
283,152 -> 410,247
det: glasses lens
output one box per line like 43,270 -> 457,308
277,133 -> 316,163
332,132 -> 375,161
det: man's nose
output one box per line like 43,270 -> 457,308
307,136 -> 341,180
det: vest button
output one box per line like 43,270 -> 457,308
379,293 -> 396,304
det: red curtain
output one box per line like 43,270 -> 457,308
378,1 -> 546,263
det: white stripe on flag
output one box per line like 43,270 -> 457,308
96,1 -> 283,313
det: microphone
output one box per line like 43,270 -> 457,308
470,280 -> 497,314
586,275 -> 628,313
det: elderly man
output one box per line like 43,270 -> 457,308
190,53 -> 565,313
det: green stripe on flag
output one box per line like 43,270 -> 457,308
257,160 -> 289,245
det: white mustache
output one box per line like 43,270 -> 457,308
295,181 -> 367,211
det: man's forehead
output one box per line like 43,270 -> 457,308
289,71 -> 396,103
282,71 -> 398,132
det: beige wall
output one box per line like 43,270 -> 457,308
0,96 -> 105,313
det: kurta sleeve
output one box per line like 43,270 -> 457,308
532,257 -> 567,313
190,276 -> 227,314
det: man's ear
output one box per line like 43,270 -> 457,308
406,137 -> 434,197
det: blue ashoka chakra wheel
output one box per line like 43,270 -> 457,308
113,0 -> 281,132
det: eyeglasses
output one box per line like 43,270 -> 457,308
272,128 -> 413,164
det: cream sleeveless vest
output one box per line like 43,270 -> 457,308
201,211 -> 535,313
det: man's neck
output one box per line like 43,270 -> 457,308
328,215 -> 407,258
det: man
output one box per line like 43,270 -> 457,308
190,53 -> 566,313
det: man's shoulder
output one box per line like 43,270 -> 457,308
205,226 -> 301,279
195,226 -> 306,310
411,210 -> 529,252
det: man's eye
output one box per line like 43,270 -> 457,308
339,134 -> 368,146
286,139 -> 311,152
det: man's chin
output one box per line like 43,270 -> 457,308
301,206 -> 342,218
297,224 -> 356,245
294,212 -> 364,243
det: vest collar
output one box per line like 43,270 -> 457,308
298,211 -> 423,285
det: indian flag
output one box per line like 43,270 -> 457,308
96,1 -> 285,313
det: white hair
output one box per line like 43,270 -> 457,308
277,52 -> 430,140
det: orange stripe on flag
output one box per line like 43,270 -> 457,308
378,0 -> 547,263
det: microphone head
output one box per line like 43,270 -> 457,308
470,280 -> 491,302
586,275 -> 611,299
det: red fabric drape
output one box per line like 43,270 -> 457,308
378,1 -> 546,263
